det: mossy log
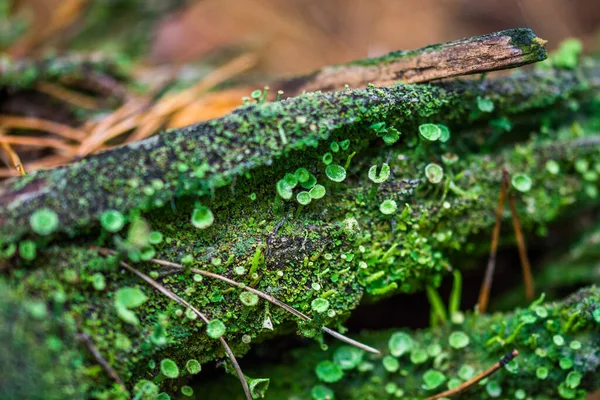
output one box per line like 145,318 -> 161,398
202,286 -> 600,400
0,32 -> 599,399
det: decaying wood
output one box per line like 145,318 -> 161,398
275,28 -> 547,96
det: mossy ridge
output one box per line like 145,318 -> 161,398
202,286 -> 600,400
3,111 -> 599,398
2,64 -> 598,244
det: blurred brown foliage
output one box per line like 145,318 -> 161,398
9,0 -> 600,76
149,0 -> 600,75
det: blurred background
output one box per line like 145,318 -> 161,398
4,0 -> 600,75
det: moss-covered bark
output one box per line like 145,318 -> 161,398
0,37 -> 599,399
202,286 -> 600,400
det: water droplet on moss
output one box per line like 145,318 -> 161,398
309,184 -> 326,199
368,163 -> 390,183
100,210 -> 125,232
379,199 -> 397,215
448,331 -> 469,349
30,208 -> 59,236
333,346 -> 364,370
191,206 -> 214,229
297,191 -> 312,205
240,291 -> 259,307
311,298 -> 330,313
207,319 -> 226,339
388,332 -> 413,357
315,361 -> 343,383
422,369 -> 446,390
425,163 -> 444,184
419,124 -> 441,141
325,164 -> 346,182
511,173 -> 532,192
160,359 -> 179,379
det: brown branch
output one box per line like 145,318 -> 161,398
76,332 -> 126,389
508,193 -> 535,300
425,349 -> 519,400
274,28 -> 547,97
477,169 -> 510,314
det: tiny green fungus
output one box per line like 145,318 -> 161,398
115,287 -> 148,309
380,199 -> 397,215
382,355 -> 400,372
160,359 -> 179,379
410,349 -> 428,364
301,173 -> 318,189
458,364 -> 475,380
553,335 -> 565,346
448,331 -> 469,348
309,184 -> 326,199
315,361 -> 344,383
206,319 -> 226,339
19,240 -> 37,261
437,124 -> 451,142
546,160 -> 560,174
295,168 -> 310,183
186,359 -> 201,374
311,385 -> 334,400
388,332 -> 413,357
30,208 -> 59,236
333,346 -> 363,370
248,377 -> 270,399
566,371 -> 582,389
511,173 -> 532,192
330,142 -> 340,152
536,367 -> 549,380
419,123 -> 441,141
311,298 -> 330,313
422,369 -> 446,390
149,231 -> 163,244
100,210 -> 125,232
284,173 -> 298,188
322,153 -> 333,165
239,291 -> 259,307
368,163 -> 391,183
486,381 -> 502,397
340,139 -> 350,150
276,179 -> 293,200
425,163 -> 444,184
477,97 -> 495,112
325,164 -> 346,182
191,206 -> 214,229
297,191 -> 312,205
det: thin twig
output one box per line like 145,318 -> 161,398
119,260 -> 252,400
508,193 -> 535,300
0,127 -> 25,175
0,135 -> 74,153
76,332 -> 126,389
96,248 -> 379,354
477,169 -> 510,314
37,82 -> 100,110
425,349 -> 519,400
0,115 -> 85,141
